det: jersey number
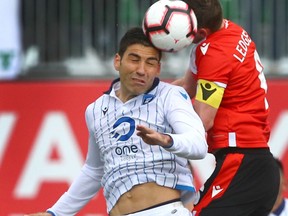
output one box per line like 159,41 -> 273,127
254,50 -> 269,109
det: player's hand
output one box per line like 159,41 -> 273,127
136,125 -> 173,147
24,213 -> 52,216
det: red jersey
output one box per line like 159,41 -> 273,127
190,20 -> 270,152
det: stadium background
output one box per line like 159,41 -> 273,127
0,0 -> 288,215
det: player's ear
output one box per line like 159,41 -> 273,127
114,53 -> 121,71
198,28 -> 210,38
192,27 -> 210,43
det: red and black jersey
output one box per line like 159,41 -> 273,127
190,20 -> 270,152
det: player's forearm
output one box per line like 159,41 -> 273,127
164,131 -> 208,160
48,164 -> 102,215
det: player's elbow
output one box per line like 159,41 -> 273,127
203,120 -> 214,132
186,134 -> 208,160
194,140 -> 208,159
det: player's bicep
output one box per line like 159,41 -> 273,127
193,100 -> 217,131
194,79 -> 225,131
182,69 -> 197,98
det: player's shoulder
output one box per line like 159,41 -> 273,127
85,102 -> 95,120
85,94 -> 106,114
158,81 -> 190,99
158,81 -> 186,92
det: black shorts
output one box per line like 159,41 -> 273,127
193,148 -> 280,216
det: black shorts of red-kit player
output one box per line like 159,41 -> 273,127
194,148 -> 280,216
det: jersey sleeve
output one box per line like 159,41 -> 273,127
47,103 -> 104,215
163,86 -> 208,159
196,42 -> 231,84
84,103 -> 105,169
46,164 -> 103,216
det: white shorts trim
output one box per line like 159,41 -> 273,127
125,201 -> 192,216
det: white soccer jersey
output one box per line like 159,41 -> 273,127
48,78 -> 207,215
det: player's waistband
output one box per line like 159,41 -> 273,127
214,147 -> 271,158
121,198 -> 181,216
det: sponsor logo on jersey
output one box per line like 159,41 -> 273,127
115,144 -> 138,156
110,116 -> 135,141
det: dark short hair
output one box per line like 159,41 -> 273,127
182,0 -> 223,33
118,27 -> 162,60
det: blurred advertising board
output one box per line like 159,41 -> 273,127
0,79 -> 288,216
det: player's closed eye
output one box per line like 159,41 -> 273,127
146,59 -> 159,66
146,59 -> 159,67
128,56 -> 140,63
129,57 -> 158,68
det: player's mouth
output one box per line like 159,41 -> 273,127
132,78 -> 146,85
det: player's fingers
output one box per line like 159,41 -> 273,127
136,131 -> 144,137
136,125 -> 152,133
136,124 -> 146,131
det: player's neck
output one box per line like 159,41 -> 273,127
115,89 -> 137,103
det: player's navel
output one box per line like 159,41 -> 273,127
125,191 -> 132,198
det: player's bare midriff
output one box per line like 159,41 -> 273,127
109,182 -> 181,216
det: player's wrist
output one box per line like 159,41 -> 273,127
162,134 -> 174,148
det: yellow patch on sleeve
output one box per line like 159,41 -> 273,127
195,79 -> 225,108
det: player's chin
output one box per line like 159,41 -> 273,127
131,83 -> 149,93
133,88 -> 147,96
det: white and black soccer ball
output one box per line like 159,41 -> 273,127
142,0 -> 197,52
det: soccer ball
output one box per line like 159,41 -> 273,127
142,0 -> 197,52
